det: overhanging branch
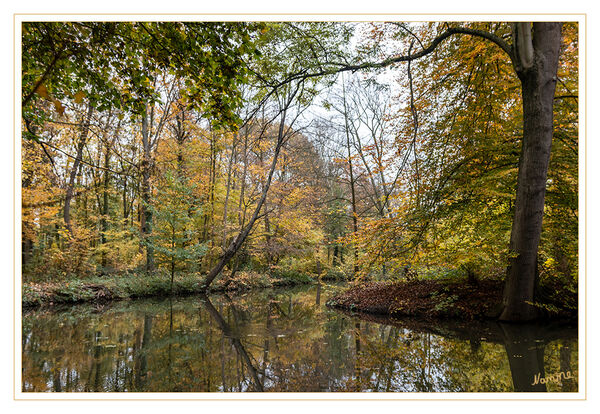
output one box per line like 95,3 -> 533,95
259,25 -> 515,93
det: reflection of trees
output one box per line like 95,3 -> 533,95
21,286 -> 578,393
500,323 -> 546,392
337,309 -> 577,392
559,340 -> 576,392
22,299 -> 209,392
201,294 -> 264,391
134,314 -> 153,390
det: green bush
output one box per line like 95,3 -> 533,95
22,271 -> 208,307
323,266 -> 347,281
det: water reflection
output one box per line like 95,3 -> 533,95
21,283 -> 578,392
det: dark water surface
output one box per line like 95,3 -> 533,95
22,283 -> 578,392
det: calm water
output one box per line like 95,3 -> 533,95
22,283 -> 578,392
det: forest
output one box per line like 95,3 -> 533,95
21,21 -> 578,326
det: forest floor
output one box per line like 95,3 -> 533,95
326,278 -> 576,321
22,270 -> 318,308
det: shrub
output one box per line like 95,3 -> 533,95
323,266 -> 347,281
269,266 -> 313,284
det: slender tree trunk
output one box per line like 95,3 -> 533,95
122,173 -> 128,223
141,112 -> 155,272
342,81 -> 360,277
101,143 -> 110,270
210,135 -> 217,250
64,105 -> 93,235
257,146 -> 274,265
174,107 -> 187,174
500,23 -> 562,322
222,136 -> 236,251
22,237 -> 33,267
83,177 -> 88,226
202,113 -> 288,289
171,226 -> 175,291
237,129 -> 249,227
264,207 -> 272,265
202,132 -> 216,244
75,162 -> 83,213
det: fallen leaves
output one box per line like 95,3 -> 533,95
327,279 -> 505,320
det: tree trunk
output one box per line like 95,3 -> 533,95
171,226 -> 175,291
141,112 -> 155,272
202,131 -> 217,244
22,236 -> 33,267
101,143 -> 110,270
222,134 -> 236,250
238,129 -> 249,227
346,139 -> 359,276
64,105 -> 93,235
264,208 -> 272,265
500,23 -> 562,321
202,113 -> 288,289
342,79 -> 360,277
333,244 -> 339,266
122,173 -> 128,222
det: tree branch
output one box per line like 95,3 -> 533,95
253,25 -> 515,113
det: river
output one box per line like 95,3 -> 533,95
21,282 -> 578,392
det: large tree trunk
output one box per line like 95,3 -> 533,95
500,23 -> 562,321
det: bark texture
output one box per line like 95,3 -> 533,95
500,23 -> 563,321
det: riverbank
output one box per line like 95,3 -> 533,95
326,278 -> 577,321
22,270 -> 317,308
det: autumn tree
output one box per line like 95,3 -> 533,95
290,21 -> 568,321
147,171 -> 207,287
